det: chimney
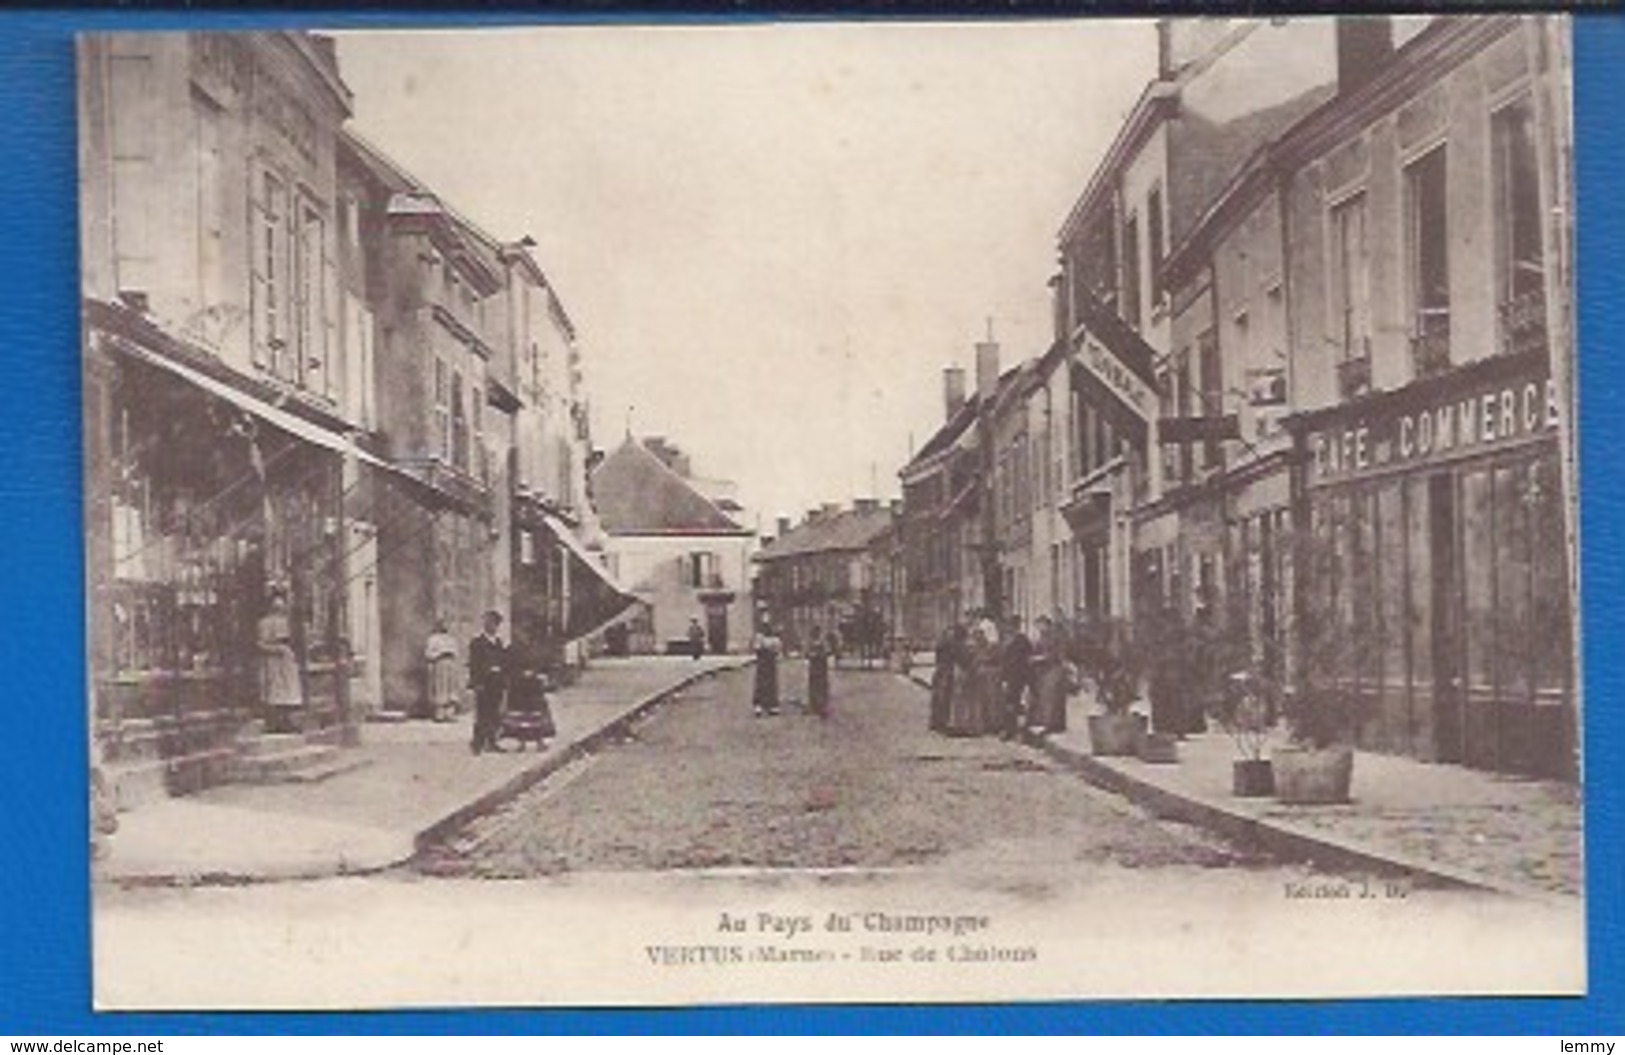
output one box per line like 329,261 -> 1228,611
854,498 -> 879,515
1156,19 -> 1174,79
889,498 -> 903,517
776,516 -> 791,538
1337,17 -> 1394,97
806,508 -> 823,525
975,331 -> 1000,403
943,366 -> 967,420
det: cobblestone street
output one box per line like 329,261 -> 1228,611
424,665 -> 1267,878
94,666 -> 1588,1008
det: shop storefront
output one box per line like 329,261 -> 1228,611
87,309 -> 354,800
1286,350 -> 1576,780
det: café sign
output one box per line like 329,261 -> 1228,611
1308,362 -> 1562,485
1074,337 -> 1156,421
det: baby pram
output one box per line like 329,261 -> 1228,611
499,667 -> 558,750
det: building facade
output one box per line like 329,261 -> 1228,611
754,501 -> 898,654
591,436 -> 755,654
1275,16 -> 1575,777
81,30 -> 630,800
80,32 -> 369,800
892,15 -> 1575,779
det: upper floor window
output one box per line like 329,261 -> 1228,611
433,357 -> 450,462
1120,212 -> 1142,332
451,368 -> 469,473
110,54 -> 156,296
248,167 -> 332,399
1329,192 -> 1372,398
686,552 -> 719,589
250,169 -> 289,376
1405,145 -> 1451,377
471,382 -> 486,484
1147,186 -> 1166,311
292,196 -> 330,397
1197,328 -> 1223,473
1492,94 -> 1547,357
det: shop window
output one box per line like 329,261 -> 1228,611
1329,192 -> 1372,397
1462,468 -> 1496,699
1527,454 -> 1572,696
1406,146 -> 1452,377
1492,95 -> 1547,357
1493,462 -> 1534,704
1377,482 -> 1409,711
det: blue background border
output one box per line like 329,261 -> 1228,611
2,6 -> 1619,1035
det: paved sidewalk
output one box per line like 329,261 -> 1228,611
904,665 -> 1582,902
97,656 -> 749,885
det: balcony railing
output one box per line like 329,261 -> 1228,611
1410,310 -> 1452,379
1499,288 -> 1549,358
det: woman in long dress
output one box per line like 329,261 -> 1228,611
1027,615 -> 1068,735
257,588 -> 303,734
946,618 -> 999,737
424,620 -> 460,721
806,626 -> 831,719
752,624 -> 782,717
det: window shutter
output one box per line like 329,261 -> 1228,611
321,234 -> 337,401
248,170 -> 269,369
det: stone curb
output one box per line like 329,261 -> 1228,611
99,660 -> 752,889
411,658 -> 751,857
900,672 -> 1573,907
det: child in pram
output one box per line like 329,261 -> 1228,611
500,651 -> 558,751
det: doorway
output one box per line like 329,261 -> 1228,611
706,605 -> 729,655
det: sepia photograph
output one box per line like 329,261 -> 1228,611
80,15 -> 1585,1009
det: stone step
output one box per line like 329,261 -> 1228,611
233,732 -> 307,757
230,743 -> 370,784
105,747 -> 238,808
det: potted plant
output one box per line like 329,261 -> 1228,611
1072,618 -> 1146,757
1273,684 -> 1361,804
1271,534 -> 1371,805
1209,670 -> 1278,796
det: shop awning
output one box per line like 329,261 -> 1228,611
540,512 -> 636,600
113,337 -> 393,472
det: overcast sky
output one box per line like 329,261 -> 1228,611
334,22 -> 1158,528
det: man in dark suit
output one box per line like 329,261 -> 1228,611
468,610 -> 510,754
998,616 -> 1033,741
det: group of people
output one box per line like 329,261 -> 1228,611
427,610 -> 557,755
750,622 -> 832,719
928,613 -> 1072,740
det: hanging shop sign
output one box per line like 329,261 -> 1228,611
1157,414 -> 1240,445
1304,356 -> 1561,486
1074,338 -> 1157,421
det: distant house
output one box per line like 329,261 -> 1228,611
754,500 -> 899,655
590,436 -> 755,654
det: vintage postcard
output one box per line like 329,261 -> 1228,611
82,15 -> 1584,1009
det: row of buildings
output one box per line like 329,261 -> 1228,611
81,32 -> 633,799
896,15 -> 1578,780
